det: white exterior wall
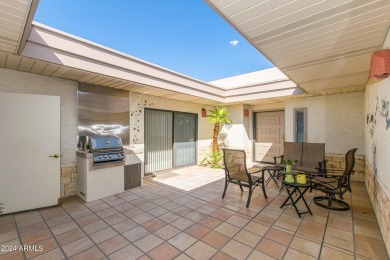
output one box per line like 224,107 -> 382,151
285,93 -> 365,155
0,68 -> 78,166
363,33 -> 390,253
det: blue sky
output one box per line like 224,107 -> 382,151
34,1 -> 274,82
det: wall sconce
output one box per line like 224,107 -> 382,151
244,109 -> 249,117
370,49 -> 390,78
202,108 -> 207,117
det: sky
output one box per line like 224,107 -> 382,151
34,1 -> 274,82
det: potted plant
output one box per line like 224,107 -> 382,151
203,107 -> 232,168
282,159 -> 298,173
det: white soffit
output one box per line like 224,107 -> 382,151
206,0 -> 390,95
17,22 -> 303,104
0,0 -> 38,54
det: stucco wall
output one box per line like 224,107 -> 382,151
0,68 -> 78,165
364,36 -> 390,252
285,93 -> 365,155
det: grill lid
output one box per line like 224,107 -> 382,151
88,135 -> 123,153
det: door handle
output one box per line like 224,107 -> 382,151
49,154 -> 60,158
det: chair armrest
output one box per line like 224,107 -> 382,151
273,155 -> 283,164
247,168 -> 262,174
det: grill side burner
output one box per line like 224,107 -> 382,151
87,136 -> 125,165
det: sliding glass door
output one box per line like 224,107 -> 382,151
145,109 -> 197,174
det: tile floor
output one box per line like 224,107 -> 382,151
0,166 -> 389,260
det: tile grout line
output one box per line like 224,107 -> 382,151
36,209 -> 68,259
12,214 -> 28,260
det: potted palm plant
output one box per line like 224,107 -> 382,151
206,107 -> 232,168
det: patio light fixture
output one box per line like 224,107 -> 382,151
370,49 -> 390,78
202,108 -> 207,117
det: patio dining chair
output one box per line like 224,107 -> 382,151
222,148 -> 267,208
311,148 -> 357,211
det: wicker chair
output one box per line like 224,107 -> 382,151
222,148 -> 267,208
311,148 -> 357,211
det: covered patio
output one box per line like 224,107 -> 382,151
0,166 -> 387,259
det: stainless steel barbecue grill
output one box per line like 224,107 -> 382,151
87,135 -> 125,165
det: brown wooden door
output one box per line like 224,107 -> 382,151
254,111 -> 285,163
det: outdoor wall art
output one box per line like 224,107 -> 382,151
130,98 -> 154,144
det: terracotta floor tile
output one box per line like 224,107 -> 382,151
210,251 -> 235,260
24,237 -> 58,259
75,214 -> 100,226
0,230 -> 18,244
327,218 -> 353,232
142,218 -> 167,232
103,212 -> 128,226
46,215 -> 73,228
201,230 -> 230,250
213,220 -> 239,236
30,248 -> 65,260
225,214 -> 250,228
51,221 -> 78,236
16,216 -> 44,228
69,208 -> 93,220
210,209 -> 233,221
168,232 -> 197,251
170,217 -> 195,230
95,208 -> 118,219
112,218 -> 138,233
0,250 -> 25,260
122,207 -> 144,218
148,206 -> 169,217
234,229 -> 262,247
183,210 -> 207,221
185,223 -> 211,239
122,226 -> 150,242
283,248 -> 317,260
297,220 -> 325,242
185,241 -> 217,259
0,215 -> 15,225
18,222 -> 47,237
113,202 -> 134,212
221,239 -> 252,259
320,246 -> 354,260
132,212 -> 155,225
256,238 -> 287,259
265,227 -> 293,246
82,220 -> 108,235
109,244 -> 144,260
98,235 -> 129,255
14,210 -> 40,221
323,234 -> 354,252
21,229 -> 52,245
56,228 -> 86,246
69,246 -> 104,260
62,237 -> 94,257
90,227 -> 118,244
354,218 -> 380,230
147,242 -> 181,260
247,250 -> 275,260
290,236 -> 321,257
134,234 -> 164,253
355,233 -> 389,259
153,224 -> 180,240
325,226 -> 353,242
158,212 -> 181,223
198,216 -> 222,229
243,221 -> 270,236
354,225 -> 383,240
253,214 -> 276,226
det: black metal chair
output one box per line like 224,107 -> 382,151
222,148 -> 267,208
311,148 -> 357,211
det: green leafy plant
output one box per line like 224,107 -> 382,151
206,107 -> 232,166
282,159 -> 298,165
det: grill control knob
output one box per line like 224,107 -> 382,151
108,155 -> 112,158
99,155 -> 103,159
105,155 -> 108,158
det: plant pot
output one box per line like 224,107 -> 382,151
286,164 -> 292,173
